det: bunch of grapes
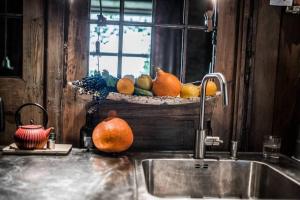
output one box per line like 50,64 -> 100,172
93,87 -> 117,100
81,74 -> 106,92
72,73 -> 117,100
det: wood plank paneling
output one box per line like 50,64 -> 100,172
0,0 -> 44,145
232,0 -> 251,145
86,100 -> 215,151
213,0 -> 239,150
249,0 -> 281,151
272,13 -> 300,155
46,0 -> 65,142
62,0 -> 89,146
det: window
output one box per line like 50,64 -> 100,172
89,0 -> 215,82
0,0 -> 23,77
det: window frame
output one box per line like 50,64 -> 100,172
88,0 -> 215,82
0,0 -> 23,78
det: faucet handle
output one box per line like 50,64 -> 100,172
205,136 -> 223,146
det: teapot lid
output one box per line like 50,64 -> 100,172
19,125 -> 43,129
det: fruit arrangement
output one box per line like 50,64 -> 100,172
72,67 -> 218,100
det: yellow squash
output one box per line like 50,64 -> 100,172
180,83 -> 200,98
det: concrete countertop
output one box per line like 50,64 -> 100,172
0,149 -> 135,200
0,149 -> 299,200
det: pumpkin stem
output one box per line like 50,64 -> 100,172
155,67 -> 163,73
107,110 -> 118,118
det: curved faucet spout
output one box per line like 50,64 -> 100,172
212,72 -> 229,106
195,72 -> 229,159
199,73 -> 228,130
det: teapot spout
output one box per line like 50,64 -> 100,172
45,127 -> 54,137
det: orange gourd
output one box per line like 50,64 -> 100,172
117,78 -> 135,95
152,67 -> 181,97
92,111 -> 134,153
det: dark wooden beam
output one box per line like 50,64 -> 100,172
213,0 -> 239,150
62,0 -> 89,146
46,0 -> 65,142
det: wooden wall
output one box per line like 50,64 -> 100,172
272,12 -> 300,155
0,0 -> 45,145
61,0 -> 89,146
209,0 -> 300,154
86,100 -> 215,151
248,0 -> 282,151
213,0 -> 239,150
45,0 -> 89,146
247,1 -> 300,155
46,0 -> 65,143
0,0 -> 269,150
1,0 -> 299,155
45,0 -> 300,154
0,0 -> 89,146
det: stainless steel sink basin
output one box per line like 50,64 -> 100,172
137,159 -> 300,199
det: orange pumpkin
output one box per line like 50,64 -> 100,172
152,67 -> 181,97
92,111 -> 134,153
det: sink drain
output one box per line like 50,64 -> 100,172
194,163 -> 208,169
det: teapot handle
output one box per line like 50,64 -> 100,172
15,103 -> 48,127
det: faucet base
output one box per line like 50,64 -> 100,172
230,140 -> 238,159
194,129 -> 207,159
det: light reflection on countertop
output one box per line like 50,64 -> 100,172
0,149 -> 135,200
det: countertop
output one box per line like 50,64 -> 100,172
0,149 -> 135,200
0,149 -> 299,200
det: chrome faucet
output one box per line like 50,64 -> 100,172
194,73 -> 229,159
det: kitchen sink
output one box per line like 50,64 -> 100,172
136,158 -> 300,199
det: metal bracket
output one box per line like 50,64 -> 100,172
286,6 -> 300,14
205,136 -> 223,146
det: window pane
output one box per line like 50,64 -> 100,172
155,0 -> 183,24
0,1 -> 5,13
122,56 -> 150,77
7,17 -> 22,72
123,26 -> 151,54
152,28 -> 182,78
185,30 -> 212,83
90,0 -> 120,21
0,17 -> 4,64
188,0 -> 208,26
89,56 -> 118,76
90,24 -> 119,53
0,17 -> 22,77
124,0 -> 152,23
7,0 -> 23,14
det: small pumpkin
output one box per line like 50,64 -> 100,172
123,75 -> 135,84
152,67 -> 181,97
92,111 -> 134,153
136,74 -> 153,91
117,78 -> 135,95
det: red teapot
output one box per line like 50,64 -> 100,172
14,103 -> 53,149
